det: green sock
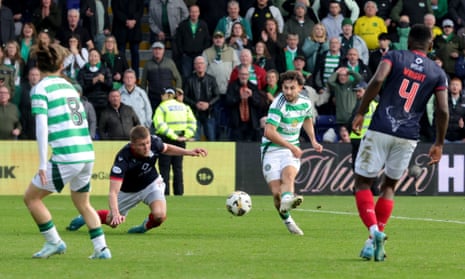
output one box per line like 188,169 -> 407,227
279,212 -> 290,220
281,192 -> 291,198
38,220 -> 61,243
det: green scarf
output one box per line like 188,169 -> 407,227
107,53 -> 115,68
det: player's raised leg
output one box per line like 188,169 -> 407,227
268,178 -> 303,235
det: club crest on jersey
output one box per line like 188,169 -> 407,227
410,57 -> 424,72
264,164 -> 271,171
112,166 -> 122,174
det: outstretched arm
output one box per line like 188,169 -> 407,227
163,144 -> 208,157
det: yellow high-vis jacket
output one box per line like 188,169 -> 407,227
153,99 -> 197,140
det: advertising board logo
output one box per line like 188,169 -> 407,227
296,149 -> 435,194
91,172 -> 110,180
197,168 -> 214,185
0,166 -> 17,179
438,155 -> 465,193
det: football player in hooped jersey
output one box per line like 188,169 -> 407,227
23,43 -> 111,259
67,126 -> 207,234
352,24 -> 449,262
261,70 -> 323,235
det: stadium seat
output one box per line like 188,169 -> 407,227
314,115 -> 337,142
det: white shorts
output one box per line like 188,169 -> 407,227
262,148 -> 300,183
31,162 -> 94,193
118,176 -> 166,216
355,130 -> 417,180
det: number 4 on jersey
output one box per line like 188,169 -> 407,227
399,79 -> 420,112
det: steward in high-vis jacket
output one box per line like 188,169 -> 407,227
153,87 -> 197,196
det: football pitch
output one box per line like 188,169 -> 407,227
1,195 -> 465,279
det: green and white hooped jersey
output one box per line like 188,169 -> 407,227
31,76 -> 95,164
261,93 -> 313,153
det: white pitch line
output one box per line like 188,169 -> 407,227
297,209 -> 465,225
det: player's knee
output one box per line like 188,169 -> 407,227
354,175 -> 374,190
383,176 -> 398,188
23,195 -> 30,206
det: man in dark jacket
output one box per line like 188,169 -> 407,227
283,2 -> 315,48
175,4 -> 211,80
140,41 -> 183,110
338,47 -> 372,82
80,0 -> 111,51
0,3 -> 15,46
183,56 -> 220,141
443,78 -> 465,142
31,0 -> 61,39
390,0 -> 432,25
19,67 -> 41,140
225,65 -> 264,141
197,0 -> 227,35
433,19 -> 465,78
56,8 -> 94,49
111,0 -> 144,79
99,89 -> 140,140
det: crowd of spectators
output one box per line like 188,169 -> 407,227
0,0 -> 465,143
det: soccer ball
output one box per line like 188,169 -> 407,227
226,191 -> 252,216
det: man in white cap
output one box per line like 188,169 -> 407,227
433,18 -> 464,78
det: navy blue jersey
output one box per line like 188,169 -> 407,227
110,135 -> 166,193
369,50 -> 448,140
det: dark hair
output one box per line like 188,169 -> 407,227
286,32 -> 299,40
69,34 -> 82,49
329,0 -> 341,7
280,70 -> 305,85
36,42 -> 68,73
378,32 -> 390,41
408,24 -> 432,50
109,89 -> 121,95
88,48 -> 102,57
20,22 -> 37,42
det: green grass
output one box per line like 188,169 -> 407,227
2,195 -> 465,279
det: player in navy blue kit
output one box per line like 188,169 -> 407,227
351,24 -> 449,262
67,125 -> 208,233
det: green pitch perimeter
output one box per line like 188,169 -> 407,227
1,195 -> 465,279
